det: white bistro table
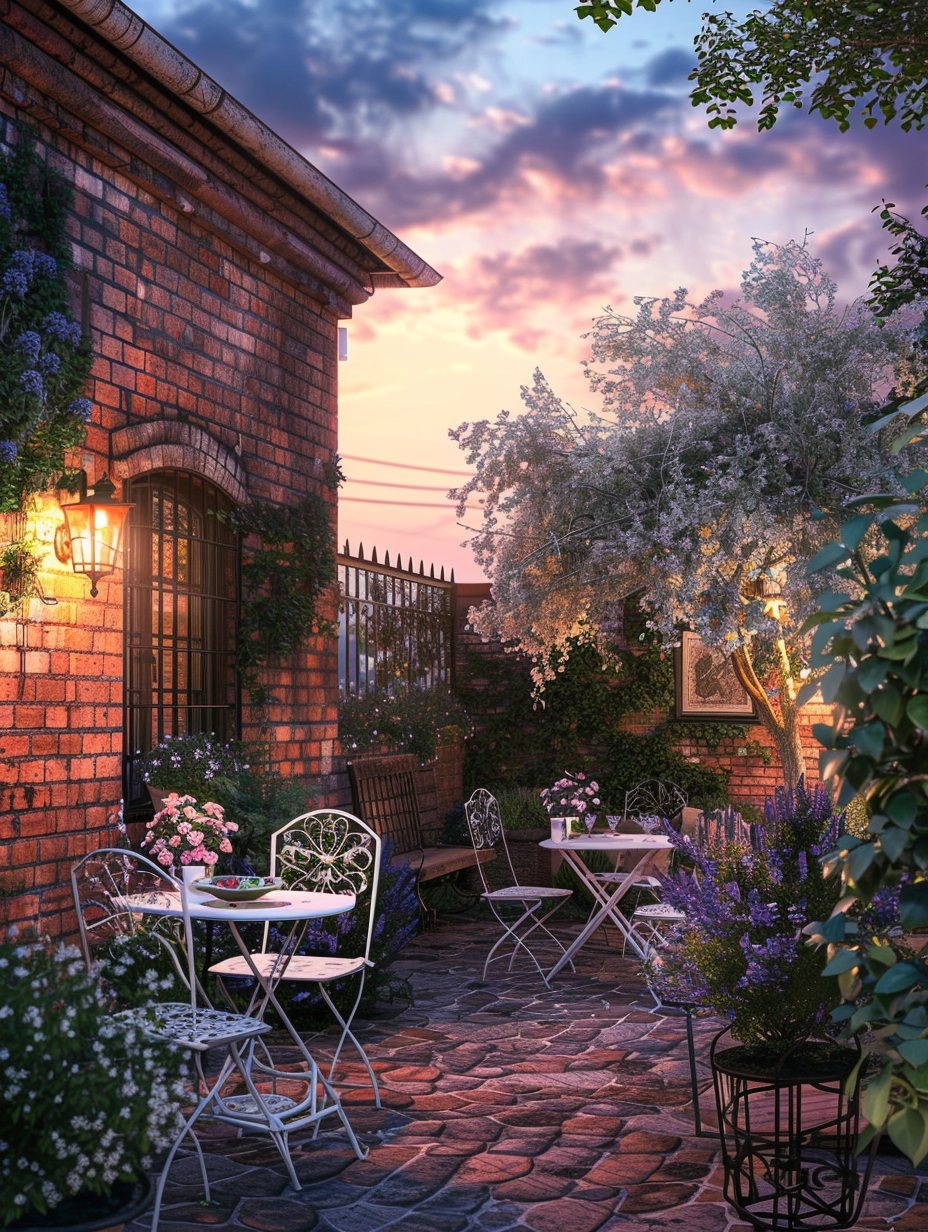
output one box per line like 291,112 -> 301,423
122,887 -> 365,1182
539,833 -> 674,977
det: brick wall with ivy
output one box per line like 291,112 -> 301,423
456,584 -> 833,811
0,32 -> 358,936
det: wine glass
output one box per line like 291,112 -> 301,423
606,815 -> 621,835
584,812 -> 597,836
639,814 -> 664,834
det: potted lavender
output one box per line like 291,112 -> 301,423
652,781 -> 876,1230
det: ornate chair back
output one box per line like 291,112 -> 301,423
270,809 -> 382,962
624,779 -> 688,824
70,846 -> 199,1010
464,789 -> 517,894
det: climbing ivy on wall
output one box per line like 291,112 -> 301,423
0,135 -> 92,515
459,631 -> 739,810
215,494 -> 337,706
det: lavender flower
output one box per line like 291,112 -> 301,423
19,369 -> 44,398
39,352 -> 61,375
42,313 -> 82,347
0,440 -> 17,463
14,331 -> 41,362
67,398 -> 92,422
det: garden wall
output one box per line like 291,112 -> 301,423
456,583 -> 834,810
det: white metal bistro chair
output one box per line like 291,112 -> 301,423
208,809 -> 382,1106
464,788 -> 574,988
70,848 -> 323,1232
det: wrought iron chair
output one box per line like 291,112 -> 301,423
464,788 -> 574,988
624,778 -> 688,825
589,779 -> 689,946
208,809 -> 382,1106
70,849 -> 301,1231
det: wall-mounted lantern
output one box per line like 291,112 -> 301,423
54,472 -> 132,596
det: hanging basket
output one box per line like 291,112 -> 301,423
711,1028 -> 878,1231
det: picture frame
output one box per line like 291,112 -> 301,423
674,631 -> 758,722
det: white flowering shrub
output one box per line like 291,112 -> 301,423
0,936 -> 186,1225
451,238 -> 922,787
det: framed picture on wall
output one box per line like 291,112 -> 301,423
674,631 -> 758,722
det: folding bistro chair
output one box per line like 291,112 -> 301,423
208,809 -> 382,1106
464,788 -> 573,988
71,849 -> 278,1231
596,779 -> 689,949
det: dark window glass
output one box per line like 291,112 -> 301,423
123,471 -> 239,805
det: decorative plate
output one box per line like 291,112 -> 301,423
191,875 -> 284,902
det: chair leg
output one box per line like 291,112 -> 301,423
150,1050 -> 236,1232
318,977 -> 381,1109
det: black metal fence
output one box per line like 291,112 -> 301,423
337,542 -> 455,696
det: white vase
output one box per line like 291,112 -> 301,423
550,817 -> 577,842
178,863 -> 208,900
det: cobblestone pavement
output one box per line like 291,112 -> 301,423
129,919 -> 928,1232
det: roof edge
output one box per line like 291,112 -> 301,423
58,0 -> 441,289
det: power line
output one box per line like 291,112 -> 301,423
347,477 -> 454,492
341,453 -> 472,476
340,496 -> 470,509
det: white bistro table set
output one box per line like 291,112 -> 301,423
539,832 -> 674,976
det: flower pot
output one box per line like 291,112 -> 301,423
147,785 -> 167,814
710,1028 -> 878,1231
9,1173 -> 153,1231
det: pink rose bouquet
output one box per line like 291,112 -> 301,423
140,793 -> 238,870
540,771 -> 601,818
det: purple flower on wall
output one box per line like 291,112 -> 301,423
14,331 -> 41,362
19,369 -> 44,398
42,313 -> 82,348
67,398 -> 92,422
0,183 -> 10,222
0,440 -> 18,462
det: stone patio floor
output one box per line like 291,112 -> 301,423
131,918 -> 928,1232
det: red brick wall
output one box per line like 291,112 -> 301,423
456,584 -> 832,810
0,106 -> 341,935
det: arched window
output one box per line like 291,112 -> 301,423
123,470 -> 239,807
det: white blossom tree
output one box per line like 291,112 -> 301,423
451,239 -> 918,788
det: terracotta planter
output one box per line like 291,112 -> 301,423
147,785 -> 167,814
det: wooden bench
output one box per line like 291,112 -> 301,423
347,753 -> 495,917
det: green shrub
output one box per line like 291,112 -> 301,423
497,787 -> 549,830
139,732 -> 313,872
0,936 -> 185,1226
339,689 -> 470,764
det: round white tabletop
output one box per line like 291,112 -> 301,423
539,834 -> 673,851
121,888 -> 355,923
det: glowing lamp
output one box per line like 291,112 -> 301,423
54,472 -> 132,596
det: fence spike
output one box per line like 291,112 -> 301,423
343,539 -> 349,555
440,566 -> 445,581
450,568 -> 455,583
408,556 -> 414,573
384,550 -> 390,567
430,563 -> 435,578
357,542 -> 364,560
419,560 -> 424,574
371,546 -> 376,564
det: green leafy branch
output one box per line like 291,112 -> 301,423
215,494 -> 337,706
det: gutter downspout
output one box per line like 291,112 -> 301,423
58,0 -> 442,290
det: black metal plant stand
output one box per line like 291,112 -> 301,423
711,1028 -> 879,1231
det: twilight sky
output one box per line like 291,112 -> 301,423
131,0 -> 927,579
